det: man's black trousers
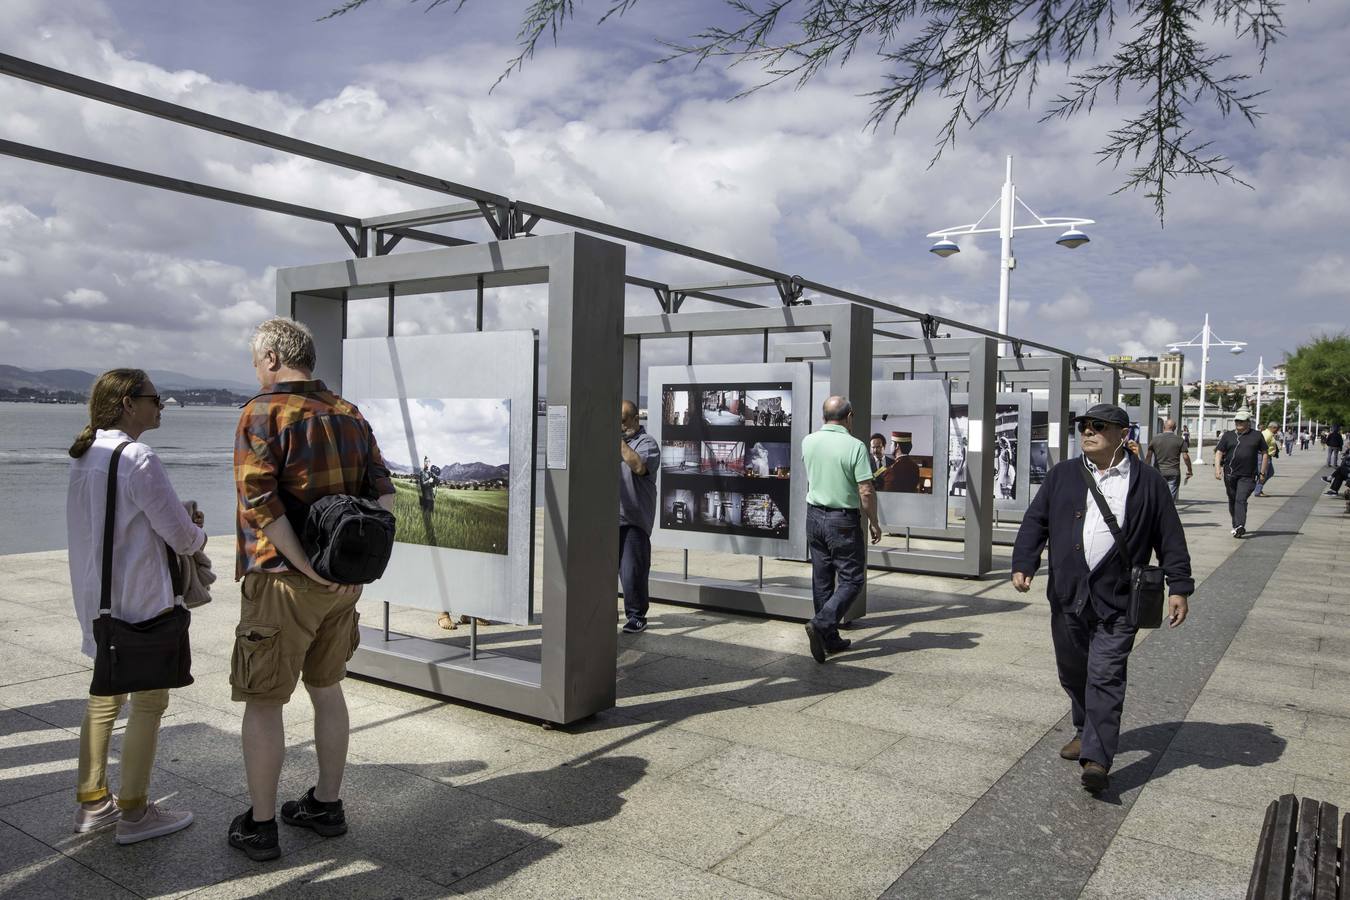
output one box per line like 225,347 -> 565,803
1224,474 -> 1256,529
1330,458 -> 1350,492
619,525 -> 651,624
1051,605 -> 1138,770
807,506 -> 865,644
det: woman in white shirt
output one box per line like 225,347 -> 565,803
66,369 -> 206,844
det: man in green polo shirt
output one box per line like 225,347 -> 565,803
801,395 -> 882,663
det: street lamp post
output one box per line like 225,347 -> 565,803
1234,357 -> 1282,429
1167,313 -> 1247,459
927,155 -> 1095,356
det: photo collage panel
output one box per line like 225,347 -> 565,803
659,383 -> 793,539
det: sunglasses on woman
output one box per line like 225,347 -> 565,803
132,393 -> 163,406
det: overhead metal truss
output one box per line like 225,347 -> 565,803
0,51 -> 1147,381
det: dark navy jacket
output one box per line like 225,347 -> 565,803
1012,453 -> 1194,617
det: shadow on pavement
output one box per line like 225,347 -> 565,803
1099,720 -> 1287,803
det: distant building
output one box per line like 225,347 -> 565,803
163,396 -> 182,407
1107,352 -> 1183,385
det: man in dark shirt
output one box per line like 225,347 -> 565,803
619,400 -> 660,633
1214,411 -> 1266,537
1326,427 -> 1344,468
1145,419 -> 1192,501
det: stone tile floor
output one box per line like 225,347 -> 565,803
0,450 -> 1344,898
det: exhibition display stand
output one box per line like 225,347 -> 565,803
623,303 -> 874,621
278,233 -> 626,725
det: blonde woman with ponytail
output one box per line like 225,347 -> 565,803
65,369 -> 206,844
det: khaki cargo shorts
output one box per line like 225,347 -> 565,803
230,572 -> 362,704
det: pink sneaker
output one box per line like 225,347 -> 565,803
74,796 -> 120,833
114,802 -> 193,845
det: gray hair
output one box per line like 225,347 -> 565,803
251,317 -> 316,372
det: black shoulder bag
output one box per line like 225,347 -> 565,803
1079,463 -> 1167,629
89,442 -> 194,696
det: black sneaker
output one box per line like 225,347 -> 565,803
621,619 -> 647,634
804,623 -> 826,664
1323,475 -> 1333,484
1234,525 -> 1246,538
280,787 -> 347,837
228,810 -> 280,861
826,638 -> 853,655
1326,489 -> 1340,496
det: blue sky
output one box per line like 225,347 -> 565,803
1,0 -> 1346,384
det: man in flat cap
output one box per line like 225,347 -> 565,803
882,431 -> 922,493
1011,403 -> 1193,794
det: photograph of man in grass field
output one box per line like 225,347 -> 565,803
361,398 -> 512,555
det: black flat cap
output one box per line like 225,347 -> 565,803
1078,403 -> 1130,427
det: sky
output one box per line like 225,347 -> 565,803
1,0 -> 1347,386
359,397 -> 510,470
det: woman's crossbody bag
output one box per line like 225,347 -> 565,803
1079,465 -> 1167,629
89,441 -> 194,696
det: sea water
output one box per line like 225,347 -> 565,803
0,403 -> 240,555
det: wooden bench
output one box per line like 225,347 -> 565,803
1248,794 -> 1346,899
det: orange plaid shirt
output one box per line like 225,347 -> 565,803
234,380 -> 394,579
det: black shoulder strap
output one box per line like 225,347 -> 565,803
1078,460 -> 1131,568
100,441 -> 131,617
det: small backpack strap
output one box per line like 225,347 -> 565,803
100,441 -> 131,617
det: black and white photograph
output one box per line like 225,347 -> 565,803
948,403 -> 1020,499
868,414 -> 936,494
659,380 -> 796,540
361,398 -> 511,555
1031,410 -> 1050,484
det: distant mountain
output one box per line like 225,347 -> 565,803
0,365 -> 254,395
388,459 -> 509,481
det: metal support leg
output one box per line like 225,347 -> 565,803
682,549 -> 689,580
382,601 -> 390,641
758,556 -> 764,588
469,618 -> 478,660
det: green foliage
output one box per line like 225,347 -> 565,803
390,479 -> 510,554
1184,382 -> 1244,410
324,0 -> 1288,222
1285,334 -> 1350,425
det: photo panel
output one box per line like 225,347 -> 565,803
863,379 -> 950,530
342,331 -> 537,625
360,398 -> 511,555
1030,408 -> 1051,486
948,392 -> 1032,513
651,363 -> 809,557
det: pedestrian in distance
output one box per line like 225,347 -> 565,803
66,369 -> 207,843
1145,418 -> 1192,501
801,395 -> 882,663
1326,427 -> 1344,468
1011,403 -> 1192,795
1300,430 -> 1310,451
619,400 -> 660,634
228,318 -> 396,862
1214,411 -> 1266,538
1254,420 -> 1280,497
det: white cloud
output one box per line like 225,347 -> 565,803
0,320 -> 17,336
1296,255 -> 1350,295
63,287 -> 108,308
1037,289 -> 1093,320
1131,261 -> 1200,294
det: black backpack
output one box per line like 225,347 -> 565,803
297,494 -> 396,584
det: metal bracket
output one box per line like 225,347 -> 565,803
652,287 -> 673,313
374,230 -> 403,256
671,291 -> 688,313
775,275 -> 807,306
335,224 -> 368,258
512,205 -> 540,237
920,315 -> 941,339
476,201 -> 514,240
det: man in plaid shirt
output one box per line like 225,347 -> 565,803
227,317 -> 394,862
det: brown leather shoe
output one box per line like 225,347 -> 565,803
1059,737 -> 1081,760
1081,761 -> 1109,793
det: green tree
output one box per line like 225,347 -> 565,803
1285,334 -> 1350,425
325,0 -> 1288,222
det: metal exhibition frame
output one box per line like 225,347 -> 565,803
947,391 -> 1033,514
776,336 -> 997,576
277,233 -> 626,725
1155,384 -> 1184,431
623,304 -> 874,619
1120,376 -> 1158,447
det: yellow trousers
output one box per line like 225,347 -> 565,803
76,689 -> 170,811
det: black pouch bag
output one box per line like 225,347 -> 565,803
89,441 -> 194,696
298,494 -> 395,584
1079,463 -> 1166,629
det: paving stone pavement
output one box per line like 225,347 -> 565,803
0,448 -> 1343,898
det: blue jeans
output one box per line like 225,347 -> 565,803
619,525 -> 651,624
1162,474 -> 1181,501
1254,461 -> 1273,495
807,506 -> 865,644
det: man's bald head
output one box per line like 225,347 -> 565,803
822,395 -> 852,423
1164,419 -> 1177,431
621,400 -> 640,432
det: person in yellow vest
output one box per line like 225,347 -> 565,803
1254,420 -> 1279,497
